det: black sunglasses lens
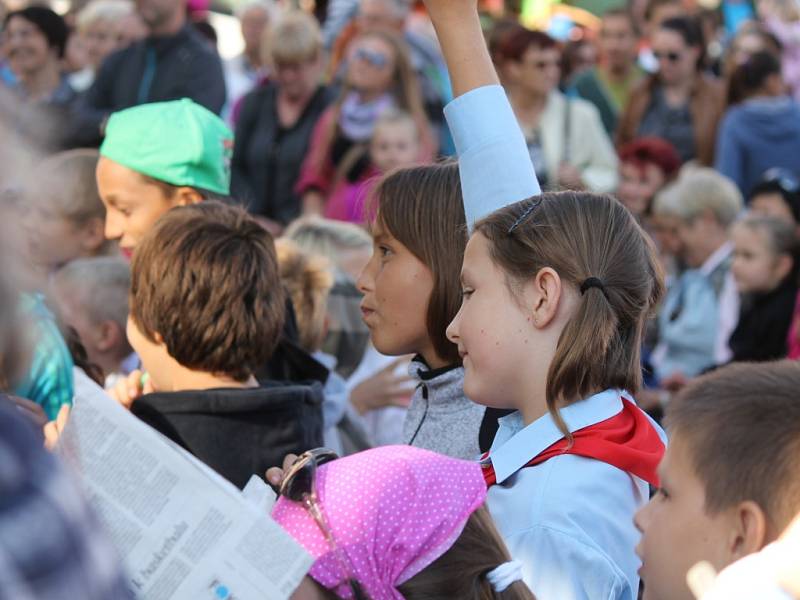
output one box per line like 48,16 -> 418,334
313,449 -> 339,466
285,461 -> 315,502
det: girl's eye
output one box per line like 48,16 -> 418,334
461,288 -> 474,299
379,245 -> 392,258
655,487 -> 669,500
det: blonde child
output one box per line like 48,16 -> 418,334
423,0 -> 666,596
323,109 -> 422,223
283,217 -> 415,448
729,215 -> 798,362
275,239 -> 357,453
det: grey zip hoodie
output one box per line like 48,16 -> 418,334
402,358 -> 485,460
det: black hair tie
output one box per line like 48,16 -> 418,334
580,277 -> 610,300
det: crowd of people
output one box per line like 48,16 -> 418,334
1,0 -> 800,597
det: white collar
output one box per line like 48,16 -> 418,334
486,389 -> 626,484
699,241 -> 733,277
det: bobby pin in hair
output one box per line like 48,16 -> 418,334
580,277 -> 610,300
507,198 -> 543,234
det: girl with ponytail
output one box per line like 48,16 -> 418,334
421,0 -> 669,597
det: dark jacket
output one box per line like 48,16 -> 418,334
131,382 -> 324,489
68,25 -> 226,147
729,277 -> 798,363
231,83 -> 331,224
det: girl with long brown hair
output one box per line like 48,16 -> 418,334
422,0 -> 667,596
296,29 -> 434,219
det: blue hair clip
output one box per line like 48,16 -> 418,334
507,198 -> 542,234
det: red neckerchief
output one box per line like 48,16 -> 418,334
481,397 -> 664,487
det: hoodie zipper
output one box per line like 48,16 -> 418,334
408,383 -> 429,446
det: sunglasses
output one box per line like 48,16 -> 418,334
354,47 -> 389,69
762,168 -> 800,195
279,448 -> 369,600
653,50 -> 682,63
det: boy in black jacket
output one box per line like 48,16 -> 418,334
114,202 -> 323,488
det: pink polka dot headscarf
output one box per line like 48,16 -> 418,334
272,445 -> 487,599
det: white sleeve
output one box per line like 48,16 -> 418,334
444,85 -> 541,231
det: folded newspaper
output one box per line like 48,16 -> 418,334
59,378 -> 314,600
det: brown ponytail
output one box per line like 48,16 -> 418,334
398,505 -> 536,600
474,192 -> 665,437
314,505 -> 535,599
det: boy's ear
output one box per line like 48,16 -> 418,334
96,320 -> 124,353
80,217 -> 107,253
728,500 -> 769,562
174,187 -> 205,207
528,267 -> 562,328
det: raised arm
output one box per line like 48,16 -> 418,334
423,0 -> 540,229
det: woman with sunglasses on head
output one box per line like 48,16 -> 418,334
296,29 -> 435,220
270,446 -> 536,600
617,15 -> 724,166
494,25 -> 618,193
715,51 -> 800,198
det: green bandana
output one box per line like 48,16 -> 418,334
100,99 -> 233,195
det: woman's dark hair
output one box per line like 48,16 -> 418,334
372,162 -> 466,365
749,170 -> 800,224
4,6 -> 69,58
727,51 -> 783,106
659,15 -> 705,70
494,25 -> 558,64
619,137 -> 682,181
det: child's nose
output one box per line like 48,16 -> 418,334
446,311 -> 461,344
104,215 -> 123,241
633,501 -> 650,533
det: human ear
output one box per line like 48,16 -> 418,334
528,267 -> 562,328
506,60 -> 523,84
774,253 -> 793,283
80,217 -> 108,254
728,500 -> 769,562
96,320 -> 124,353
174,187 -> 205,207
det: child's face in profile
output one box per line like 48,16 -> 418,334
357,220 -> 435,362
96,157 -> 180,256
635,436 -> 739,600
370,121 -> 419,174
22,201 -> 103,272
126,314 -> 172,392
731,224 -> 791,294
446,232 -> 554,412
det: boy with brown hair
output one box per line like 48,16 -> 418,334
118,202 -> 322,488
97,97 -> 327,386
635,360 -> 800,600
